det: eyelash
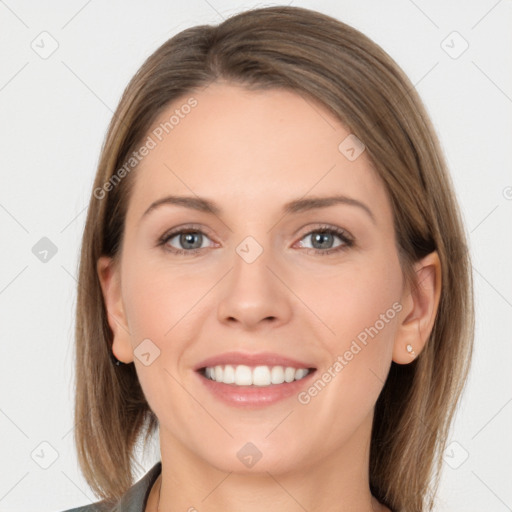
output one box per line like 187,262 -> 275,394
157,224 -> 355,257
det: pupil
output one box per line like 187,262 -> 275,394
313,232 -> 332,249
181,232 -> 201,249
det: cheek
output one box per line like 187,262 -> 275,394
120,262 -> 206,423
307,253 -> 402,405
311,254 -> 402,349
120,260 -> 212,407
121,253 -> 210,341
292,260 -> 402,452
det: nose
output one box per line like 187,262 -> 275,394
217,241 -> 293,330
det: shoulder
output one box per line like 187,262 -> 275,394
59,505 -> 112,512
59,461 -> 162,512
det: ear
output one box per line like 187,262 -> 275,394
393,251 -> 442,364
96,255 -> 134,363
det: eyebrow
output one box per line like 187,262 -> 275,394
141,194 -> 376,224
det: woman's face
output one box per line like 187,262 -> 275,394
100,82 -> 409,475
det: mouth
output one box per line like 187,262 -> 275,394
197,364 -> 317,387
193,351 -> 318,407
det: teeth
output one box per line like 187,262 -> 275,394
203,364 -> 311,386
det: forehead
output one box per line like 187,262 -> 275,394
126,82 -> 390,222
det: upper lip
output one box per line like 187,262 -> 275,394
194,351 -> 317,371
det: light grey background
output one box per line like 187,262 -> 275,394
0,1 -> 511,511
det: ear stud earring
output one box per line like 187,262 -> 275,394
111,353 -> 125,366
406,344 -> 416,357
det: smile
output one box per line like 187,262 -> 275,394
200,364 -> 313,386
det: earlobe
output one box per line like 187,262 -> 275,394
96,256 -> 134,364
392,251 -> 442,364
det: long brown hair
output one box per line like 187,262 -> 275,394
74,6 -> 474,511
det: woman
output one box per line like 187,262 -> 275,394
63,5 -> 474,512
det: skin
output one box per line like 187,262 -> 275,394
97,82 -> 441,512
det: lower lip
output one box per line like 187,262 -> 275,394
196,370 -> 316,408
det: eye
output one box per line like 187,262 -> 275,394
296,225 -> 354,256
158,225 -> 215,256
157,224 -> 354,257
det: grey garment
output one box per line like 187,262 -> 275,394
60,462 -> 162,512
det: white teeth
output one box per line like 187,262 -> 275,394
294,368 -> 308,380
234,365 -> 252,385
223,364 -> 235,384
203,364 -> 311,386
284,367 -> 296,383
271,366 -> 285,384
253,366 -> 271,386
